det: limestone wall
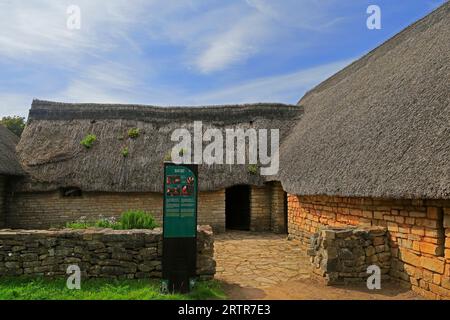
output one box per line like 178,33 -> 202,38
288,194 -> 450,299
308,227 -> 390,285
0,226 -> 215,280
7,190 -> 225,232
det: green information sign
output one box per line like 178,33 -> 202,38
163,163 -> 198,238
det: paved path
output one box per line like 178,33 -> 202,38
214,231 -> 310,289
214,231 -> 422,300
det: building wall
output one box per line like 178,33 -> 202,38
250,185 -> 271,231
288,194 -> 450,299
270,182 -> 287,233
7,190 -> 226,232
0,226 -> 215,280
249,182 -> 287,233
0,176 -> 6,228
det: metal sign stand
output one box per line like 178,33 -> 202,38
162,162 -> 198,293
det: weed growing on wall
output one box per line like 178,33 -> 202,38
80,134 -> 97,149
128,128 -> 140,139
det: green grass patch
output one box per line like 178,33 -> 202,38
0,277 -> 226,300
80,134 -> 97,149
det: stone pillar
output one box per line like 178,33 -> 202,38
308,226 -> 391,285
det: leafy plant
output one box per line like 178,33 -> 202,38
80,134 -> 97,149
164,152 -> 172,162
0,116 -> 26,137
128,128 -> 140,139
118,210 -> 159,230
248,164 -> 259,175
122,147 -> 129,158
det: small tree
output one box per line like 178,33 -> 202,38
0,116 -> 26,137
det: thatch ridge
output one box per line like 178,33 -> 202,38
0,125 -> 24,176
30,100 -> 299,124
280,2 -> 450,199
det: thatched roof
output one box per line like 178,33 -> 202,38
0,125 -> 23,176
16,100 -> 302,192
280,2 -> 450,199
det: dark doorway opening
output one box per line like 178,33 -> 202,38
226,185 -> 250,231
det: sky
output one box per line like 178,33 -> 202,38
0,0 -> 446,118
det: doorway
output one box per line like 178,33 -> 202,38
225,185 -> 250,231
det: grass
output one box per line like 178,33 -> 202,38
80,134 -> 97,149
0,277 -> 226,300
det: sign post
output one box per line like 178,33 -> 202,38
162,162 -> 198,293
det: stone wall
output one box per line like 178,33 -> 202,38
7,190 -> 225,232
0,176 -> 5,228
288,194 -> 450,299
250,186 -> 271,231
270,182 -> 287,234
308,227 -> 390,285
0,225 -> 215,280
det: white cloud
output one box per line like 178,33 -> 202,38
194,14 -> 273,73
188,58 -> 353,104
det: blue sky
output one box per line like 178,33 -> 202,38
0,0 -> 445,117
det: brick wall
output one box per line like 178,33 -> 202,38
0,176 -> 5,228
0,225 -> 215,280
288,194 -> 450,299
7,190 -> 225,232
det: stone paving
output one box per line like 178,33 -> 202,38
214,231 -> 310,289
214,231 -> 422,300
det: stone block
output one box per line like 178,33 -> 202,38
421,256 -> 445,274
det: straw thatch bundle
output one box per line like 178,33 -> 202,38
279,2 -> 450,199
16,100 -> 302,192
0,125 -> 23,176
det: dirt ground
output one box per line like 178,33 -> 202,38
215,231 -> 422,300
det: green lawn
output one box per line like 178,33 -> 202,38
0,277 -> 226,300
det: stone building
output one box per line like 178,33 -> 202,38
8,100 -> 302,232
279,3 -> 450,299
0,125 -> 24,228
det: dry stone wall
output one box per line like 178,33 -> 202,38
0,225 -> 215,280
308,227 -> 390,285
288,194 -> 450,299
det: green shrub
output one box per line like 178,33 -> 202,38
248,164 -> 258,175
118,210 -> 159,230
128,128 -> 140,139
80,134 -> 97,149
122,147 -> 129,158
